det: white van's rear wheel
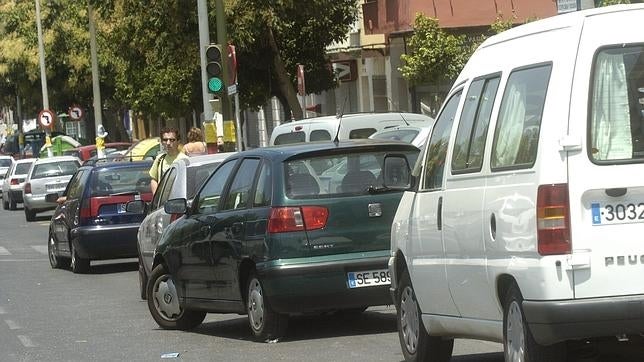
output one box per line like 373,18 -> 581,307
503,284 -> 565,362
397,269 -> 453,362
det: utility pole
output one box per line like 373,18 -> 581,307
215,0 -> 237,150
197,0 -> 213,123
35,0 -> 53,157
88,4 -> 105,158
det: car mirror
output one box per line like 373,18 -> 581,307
382,155 -> 411,189
126,200 -> 146,214
164,198 -> 187,215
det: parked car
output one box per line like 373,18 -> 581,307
132,152 -> 233,299
2,158 -> 35,210
368,124 -> 433,149
23,156 -> 81,221
63,142 -> 132,161
0,155 -> 14,183
387,5 -> 644,362
269,112 -> 434,146
47,160 -> 153,273
144,140 -> 418,340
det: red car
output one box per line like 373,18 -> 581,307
63,142 -> 132,161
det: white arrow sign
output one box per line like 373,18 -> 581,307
69,106 -> 83,120
38,109 -> 55,128
332,63 -> 351,80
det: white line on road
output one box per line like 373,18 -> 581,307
5,320 -> 20,330
0,306 -> 5,314
17,335 -> 35,347
31,245 -> 48,254
0,247 -> 11,256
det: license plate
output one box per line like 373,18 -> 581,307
46,183 -> 66,191
591,202 -> 644,225
347,269 -> 391,288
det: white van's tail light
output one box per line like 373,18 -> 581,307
537,184 -> 571,255
268,206 -> 328,233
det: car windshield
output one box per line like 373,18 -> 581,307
15,163 -> 33,175
31,161 -> 79,179
285,150 -> 418,198
0,159 -> 12,167
90,167 -> 152,197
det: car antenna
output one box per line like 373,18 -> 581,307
333,94 -> 350,144
399,113 -> 410,126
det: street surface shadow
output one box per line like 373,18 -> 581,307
194,308 -> 397,342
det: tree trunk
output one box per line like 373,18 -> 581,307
267,26 -> 303,120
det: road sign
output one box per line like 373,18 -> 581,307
69,105 -> 84,121
332,60 -> 357,82
227,84 -> 237,96
38,109 -> 55,128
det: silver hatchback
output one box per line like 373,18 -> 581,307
23,156 -> 81,221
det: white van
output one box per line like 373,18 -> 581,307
386,5 -> 644,362
269,112 -> 434,146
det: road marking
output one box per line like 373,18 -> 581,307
31,245 -> 48,254
0,247 -> 11,256
17,335 -> 35,347
5,320 -> 20,330
37,222 -> 49,226
0,306 -> 5,314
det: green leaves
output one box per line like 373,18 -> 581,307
399,14 -> 468,86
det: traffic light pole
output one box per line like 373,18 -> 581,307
197,0 -> 213,123
214,0 -> 236,150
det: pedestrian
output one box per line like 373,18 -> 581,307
183,127 -> 208,156
149,126 -> 188,194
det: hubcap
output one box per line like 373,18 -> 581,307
506,300 -> 526,362
48,237 -> 56,265
400,285 -> 420,354
153,274 -> 181,320
247,278 -> 264,331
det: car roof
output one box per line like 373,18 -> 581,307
33,156 -> 81,164
237,139 -> 419,162
14,158 -> 35,164
79,160 -> 152,171
180,152 -> 237,168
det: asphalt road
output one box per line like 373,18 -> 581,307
0,203 -> 640,361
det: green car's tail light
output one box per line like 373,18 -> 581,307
268,206 -> 328,233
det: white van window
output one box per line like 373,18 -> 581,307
452,75 -> 500,173
310,129 -> 331,142
421,90 -> 462,190
491,64 -> 552,170
590,45 -> 644,162
274,132 -> 305,145
349,128 -> 377,139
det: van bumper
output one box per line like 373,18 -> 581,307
257,254 -> 392,314
523,294 -> 644,345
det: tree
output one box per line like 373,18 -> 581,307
227,0 -> 359,119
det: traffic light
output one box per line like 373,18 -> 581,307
206,44 -> 224,94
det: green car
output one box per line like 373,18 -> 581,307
146,139 -> 419,340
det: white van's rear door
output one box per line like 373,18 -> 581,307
567,7 -> 644,299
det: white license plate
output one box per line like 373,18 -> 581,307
591,202 -> 644,226
46,183 -> 65,191
347,269 -> 391,288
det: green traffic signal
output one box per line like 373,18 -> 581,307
206,44 -> 224,94
208,77 -> 223,93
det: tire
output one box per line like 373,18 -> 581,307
397,269 -> 453,362
9,194 -> 16,210
48,235 -> 69,269
24,207 -> 36,221
138,258 -> 148,300
503,284 -> 565,362
3,197 -> 8,210
247,271 -> 288,341
70,241 -> 90,274
147,264 -> 205,330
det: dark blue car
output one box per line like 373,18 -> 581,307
47,160 -> 153,273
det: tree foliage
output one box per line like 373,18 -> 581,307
399,14 -> 468,86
